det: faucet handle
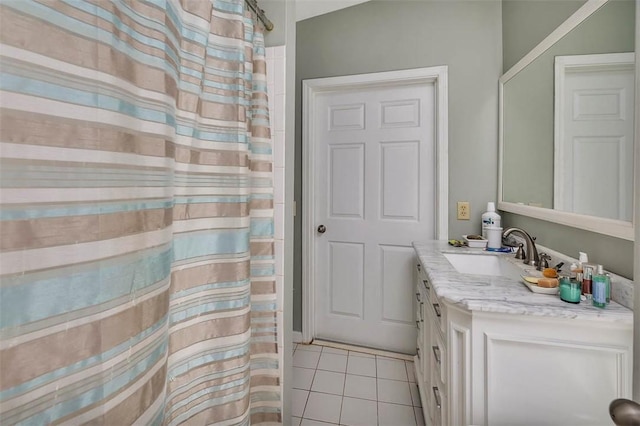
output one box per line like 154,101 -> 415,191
515,243 -> 525,260
537,252 -> 551,271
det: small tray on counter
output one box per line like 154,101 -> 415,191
462,234 -> 488,248
521,274 -> 558,295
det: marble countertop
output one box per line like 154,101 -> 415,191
413,240 -> 633,324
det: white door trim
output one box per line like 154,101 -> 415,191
301,67 -> 449,343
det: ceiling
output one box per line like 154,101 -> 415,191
295,0 -> 371,21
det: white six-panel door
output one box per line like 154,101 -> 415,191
313,83 -> 436,353
554,53 -> 635,221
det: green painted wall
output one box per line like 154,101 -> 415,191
294,0 -> 503,332
261,0 -> 286,46
502,0 -> 586,72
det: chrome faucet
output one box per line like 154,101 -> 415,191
502,227 -> 540,267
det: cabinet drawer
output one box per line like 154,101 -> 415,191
431,326 -> 447,385
428,285 -> 446,335
417,261 -> 432,297
429,382 -> 447,426
417,311 -> 425,359
415,284 -> 425,324
421,276 -> 432,299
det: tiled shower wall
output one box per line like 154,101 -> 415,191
266,45 -> 286,403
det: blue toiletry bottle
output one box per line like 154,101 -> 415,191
592,264 -> 607,308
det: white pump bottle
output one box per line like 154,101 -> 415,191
481,202 -> 501,238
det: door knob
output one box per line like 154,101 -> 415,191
317,225 -> 326,234
610,399 -> 640,426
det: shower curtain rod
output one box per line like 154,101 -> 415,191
246,0 -> 274,31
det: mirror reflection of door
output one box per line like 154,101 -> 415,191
554,52 -> 634,221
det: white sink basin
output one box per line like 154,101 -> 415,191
443,253 -> 523,280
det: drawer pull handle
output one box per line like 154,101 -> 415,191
433,303 -> 441,317
432,386 -> 441,409
423,279 -> 431,291
416,320 -> 420,329
415,292 -> 421,302
432,345 -> 441,365
416,347 -> 421,360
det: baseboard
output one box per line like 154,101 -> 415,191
292,331 -> 303,343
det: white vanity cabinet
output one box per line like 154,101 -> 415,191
414,257 -> 633,426
415,261 -> 449,426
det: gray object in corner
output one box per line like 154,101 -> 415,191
609,399 -> 640,426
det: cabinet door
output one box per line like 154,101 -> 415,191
477,315 -> 632,426
448,308 -> 472,426
485,334 -> 630,425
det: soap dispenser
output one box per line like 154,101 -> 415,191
481,202 -> 501,238
578,252 -> 588,271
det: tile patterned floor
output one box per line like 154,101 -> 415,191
292,343 -> 425,426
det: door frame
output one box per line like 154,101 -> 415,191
301,67 -> 449,343
553,52 -> 635,215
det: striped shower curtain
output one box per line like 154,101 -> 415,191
0,0 -> 280,424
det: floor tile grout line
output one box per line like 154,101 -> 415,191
377,376 -> 410,383
376,368 -> 379,426
412,404 -> 420,426
300,388 -> 311,421
404,356 -> 410,382
375,354 -> 380,426
339,397 -> 344,425
348,352 -> 376,359
310,365 -> 318,397
303,389 -> 419,406
295,342 -> 421,425
338,362 -> 348,425
294,376 -> 421,406
311,340 -> 413,361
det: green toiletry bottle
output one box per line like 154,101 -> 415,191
592,265 -> 608,308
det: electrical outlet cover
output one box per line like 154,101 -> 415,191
457,201 -> 470,220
